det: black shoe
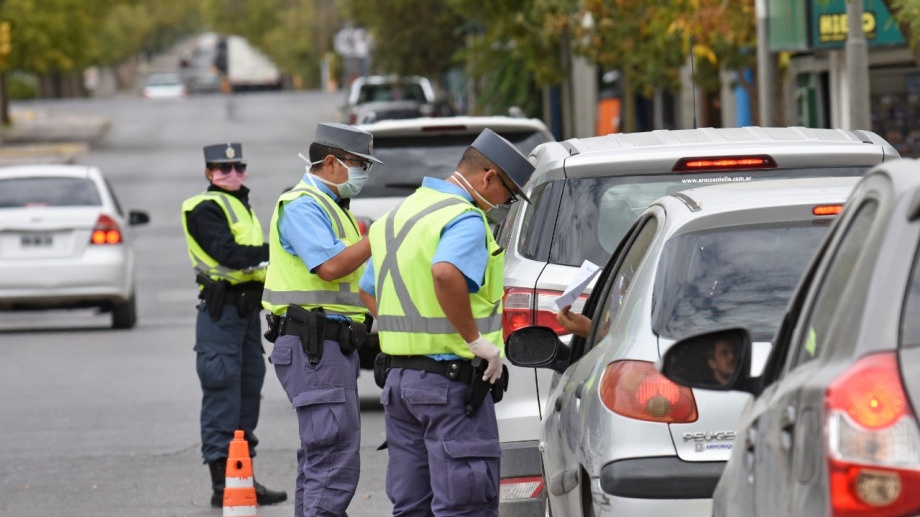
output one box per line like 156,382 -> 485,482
210,489 -> 223,508
254,481 -> 287,505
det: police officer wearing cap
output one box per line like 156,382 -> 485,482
262,123 -> 381,516
358,128 -> 535,516
181,143 -> 287,508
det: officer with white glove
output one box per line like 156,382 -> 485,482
358,128 -> 535,517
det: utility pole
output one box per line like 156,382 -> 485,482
755,0 -> 776,126
845,0 -> 871,130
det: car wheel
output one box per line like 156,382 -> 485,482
111,294 -> 137,329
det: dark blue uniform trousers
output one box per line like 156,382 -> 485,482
271,333 -> 361,517
195,303 -> 265,463
382,367 -> 500,517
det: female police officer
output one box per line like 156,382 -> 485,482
359,129 -> 535,516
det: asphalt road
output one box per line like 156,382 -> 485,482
0,89 -> 391,517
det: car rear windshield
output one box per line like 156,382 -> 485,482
651,220 -> 832,341
358,83 -> 428,103
362,130 -> 551,198
549,167 -> 866,268
0,177 -> 102,208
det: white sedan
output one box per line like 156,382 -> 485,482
0,165 -> 150,328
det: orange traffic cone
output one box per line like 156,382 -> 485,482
223,430 -> 258,517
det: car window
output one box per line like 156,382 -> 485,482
0,177 -> 102,208
589,216 -> 658,352
358,83 -> 427,103
362,130 -> 551,198
548,166 -> 867,269
652,220 -> 832,341
789,201 -> 879,367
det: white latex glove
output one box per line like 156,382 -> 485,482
466,334 -> 503,384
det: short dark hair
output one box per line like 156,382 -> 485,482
308,143 -> 340,171
458,146 -> 494,172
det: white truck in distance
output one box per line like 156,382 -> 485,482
222,35 -> 283,92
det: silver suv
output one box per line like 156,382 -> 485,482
494,126 -> 899,515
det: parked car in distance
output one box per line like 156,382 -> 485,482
141,72 -> 187,100
0,165 -> 150,329
351,100 -> 434,125
340,75 -> 436,124
493,126 -> 900,516
659,158 -> 920,517
506,176 -> 860,517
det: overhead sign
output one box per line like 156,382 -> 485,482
810,0 -> 905,49
334,28 -> 370,59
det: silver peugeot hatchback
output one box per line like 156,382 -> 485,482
506,177 -> 859,516
494,127 -> 899,514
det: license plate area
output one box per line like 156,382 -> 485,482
21,233 -> 54,247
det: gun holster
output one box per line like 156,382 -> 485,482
373,352 -> 391,388
286,304 -> 326,365
197,274 -> 227,321
464,359 -> 510,416
358,332 -> 380,370
264,313 -> 281,343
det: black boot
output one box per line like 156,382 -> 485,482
207,458 -> 226,508
253,479 -> 287,505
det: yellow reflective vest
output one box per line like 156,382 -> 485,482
261,181 -> 367,320
181,191 -> 266,284
368,187 -> 504,358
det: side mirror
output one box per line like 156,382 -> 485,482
505,326 -> 568,371
128,210 -> 150,226
658,328 -> 752,392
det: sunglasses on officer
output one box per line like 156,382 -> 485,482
485,168 -> 518,205
208,162 -> 247,173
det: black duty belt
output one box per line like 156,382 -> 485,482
389,355 -> 473,384
279,315 -> 352,343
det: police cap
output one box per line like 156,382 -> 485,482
470,128 -> 535,203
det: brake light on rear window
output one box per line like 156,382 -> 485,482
672,155 -> 777,172
501,287 -> 587,341
825,352 -> 920,516
813,205 -> 844,216
90,214 -> 122,245
600,360 -> 698,423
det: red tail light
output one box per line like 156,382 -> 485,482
826,352 -> 920,516
499,476 -> 544,502
501,287 -> 587,341
90,214 -> 122,245
600,360 -> 698,423
672,155 -> 777,172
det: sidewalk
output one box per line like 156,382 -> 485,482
0,106 -> 110,165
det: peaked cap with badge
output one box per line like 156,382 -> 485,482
313,123 -> 383,164
470,128 -> 535,203
204,143 -> 244,164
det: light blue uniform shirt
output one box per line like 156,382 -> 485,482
279,174 -> 350,321
359,177 -> 490,360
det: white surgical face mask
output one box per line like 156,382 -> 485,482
304,158 -> 369,199
452,171 -> 497,211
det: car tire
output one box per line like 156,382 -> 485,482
112,294 -> 137,329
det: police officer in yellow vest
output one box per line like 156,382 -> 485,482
263,123 -> 381,517
181,143 -> 287,508
358,128 -> 535,516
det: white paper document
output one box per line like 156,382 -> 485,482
555,260 -> 601,310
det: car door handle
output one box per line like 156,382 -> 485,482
780,406 -> 796,451
554,398 -> 563,412
574,384 -> 584,399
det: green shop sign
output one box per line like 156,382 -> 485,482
811,0 -> 905,48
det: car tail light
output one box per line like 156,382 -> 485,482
672,155 -> 777,172
813,205 -> 844,216
90,214 -> 123,245
600,360 -> 698,423
500,476 -> 544,502
501,287 -> 587,341
354,217 -> 371,236
825,352 -> 920,516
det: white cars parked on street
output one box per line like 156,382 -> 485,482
0,164 -> 149,329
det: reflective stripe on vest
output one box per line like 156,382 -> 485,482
261,182 -> 366,318
370,188 -> 505,357
181,191 -> 265,284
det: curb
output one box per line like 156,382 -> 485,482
0,108 -> 110,165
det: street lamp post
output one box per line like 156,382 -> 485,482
755,0 -> 776,127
